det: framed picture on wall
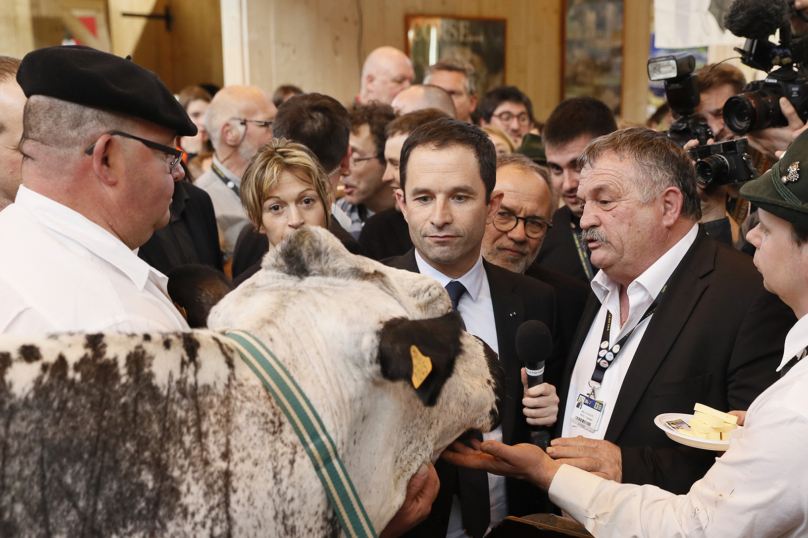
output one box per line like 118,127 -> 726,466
406,15 -> 506,95
563,0 -> 624,114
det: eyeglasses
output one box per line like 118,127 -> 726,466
491,111 -> 531,125
350,154 -> 378,167
232,117 -> 273,129
492,211 -> 552,239
85,130 -> 184,173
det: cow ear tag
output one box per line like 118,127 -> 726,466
410,345 -> 433,389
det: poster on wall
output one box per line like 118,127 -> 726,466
564,0 -> 624,114
406,16 -> 506,95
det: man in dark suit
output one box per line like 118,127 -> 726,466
525,127 -> 795,495
481,153 -> 591,376
534,97 -> 618,283
385,118 -> 562,538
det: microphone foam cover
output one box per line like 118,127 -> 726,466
516,320 -> 553,364
725,0 -> 791,40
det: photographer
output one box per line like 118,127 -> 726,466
687,64 -> 749,245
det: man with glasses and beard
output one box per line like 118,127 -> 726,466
195,85 -> 277,262
0,46 -> 196,333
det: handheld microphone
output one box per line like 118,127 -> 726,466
515,320 -> 553,451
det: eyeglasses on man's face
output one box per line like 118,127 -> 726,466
232,118 -> 273,129
350,154 -> 378,168
492,111 -> 531,125
84,130 -> 184,173
492,210 -> 552,239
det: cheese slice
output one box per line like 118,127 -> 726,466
694,403 -> 738,425
693,411 -> 737,431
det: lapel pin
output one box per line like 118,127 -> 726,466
509,311 -> 516,317
782,161 -> 800,184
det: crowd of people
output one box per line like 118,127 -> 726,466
2,26 -> 808,538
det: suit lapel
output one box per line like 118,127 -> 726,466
604,231 -> 715,442
485,262 -> 525,445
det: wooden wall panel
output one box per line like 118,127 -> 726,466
0,0 -> 35,58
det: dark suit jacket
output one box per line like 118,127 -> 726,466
556,229 -> 795,494
138,180 -> 223,274
524,263 -> 592,384
231,219 -> 367,280
534,205 -> 592,283
358,208 -> 412,261
386,249 -> 563,536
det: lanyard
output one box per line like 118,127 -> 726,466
588,282 -> 669,397
572,232 -> 595,281
211,161 -> 240,196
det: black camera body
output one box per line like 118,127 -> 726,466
689,138 -> 759,186
724,68 -> 808,135
648,53 -> 714,147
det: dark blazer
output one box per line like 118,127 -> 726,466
555,229 -> 795,494
534,205 -> 591,284
387,249 -> 563,536
524,263 -> 592,383
358,208 -> 412,261
138,180 -> 223,274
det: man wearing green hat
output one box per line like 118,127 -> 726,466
442,128 -> 808,537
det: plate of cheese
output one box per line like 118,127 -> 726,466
654,403 -> 741,451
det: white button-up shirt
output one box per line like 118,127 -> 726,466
0,186 -> 189,333
415,251 -> 507,538
548,312 -> 808,538
562,224 -> 699,439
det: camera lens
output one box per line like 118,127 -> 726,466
724,90 -> 783,135
695,155 -> 729,185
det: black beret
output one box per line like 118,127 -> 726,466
17,46 -> 197,137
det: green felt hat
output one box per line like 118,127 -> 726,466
740,129 -> 808,230
515,133 -> 547,165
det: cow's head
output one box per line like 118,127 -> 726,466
210,226 -> 506,453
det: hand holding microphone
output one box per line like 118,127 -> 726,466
516,320 -> 559,451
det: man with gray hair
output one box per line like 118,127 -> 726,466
0,55 -> 24,211
357,46 -> 415,105
506,127 -> 794,495
424,58 -> 477,123
391,84 -> 457,118
195,85 -> 277,262
0,46 -> 196,333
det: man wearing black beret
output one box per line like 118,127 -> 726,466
0,46 -> 195,333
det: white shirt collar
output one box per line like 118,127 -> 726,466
414,249 -> 485,301
14,186 -> 162,290
212,155 -> 241,187
590,223 -> 699,304
779,313 -> 808,371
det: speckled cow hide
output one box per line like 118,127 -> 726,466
0,226 -> 505,538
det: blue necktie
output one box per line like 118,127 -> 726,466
445,281 -> 467,312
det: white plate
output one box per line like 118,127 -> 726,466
654,413 -> 741,451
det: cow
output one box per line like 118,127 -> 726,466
0,226 -> 506,537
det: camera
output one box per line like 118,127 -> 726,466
723,68 -> 808,135
689,138 -> 759,186
648,53 -> 714,147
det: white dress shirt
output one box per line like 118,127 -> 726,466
415,251 -> 507,538
0,186 -> 189,333
548,312 -> 808,538
562,224 -> 699,439
194,155 -> 250,261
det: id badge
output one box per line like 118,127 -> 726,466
570,394 -> 605,433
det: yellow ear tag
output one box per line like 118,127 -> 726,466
410,345 -> 433,389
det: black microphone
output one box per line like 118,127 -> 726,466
725,0 -> 792,40
516,320 -> 553,451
